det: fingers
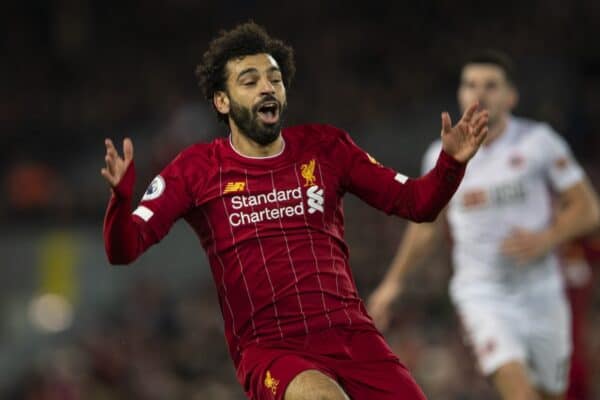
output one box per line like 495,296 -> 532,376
441,112 -> 452,135
475,126 -> 489,146
100,167 -> 117,186
500,229 -> 538,265
105,153 -> 115,175
104,138 -> 117,171
501,239 -> 524,263
501,244 -> 532,265
123,137 -> 134,162
472,111 -> 489,135
460,101 -> 479,123
102,137 -> 130,187
472,110 -> 489,145
105,138 -> 117,157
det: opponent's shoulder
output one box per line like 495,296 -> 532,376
512,116 -> 559,143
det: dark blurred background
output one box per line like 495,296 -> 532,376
2,1 -> 599,399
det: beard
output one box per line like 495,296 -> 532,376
228,94 -> 286,146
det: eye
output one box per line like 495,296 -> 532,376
271,79 -> 282,84
243,81 -> 256,87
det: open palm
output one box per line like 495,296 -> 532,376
101,138 -> 134,187
441,102 -> 488,163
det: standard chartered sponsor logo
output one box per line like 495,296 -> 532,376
306,186 -> 324,214
228,186 -> 324,226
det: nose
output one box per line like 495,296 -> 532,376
472,86 -> 486,99
259,77 -> 276,95
473,89 -> 487,105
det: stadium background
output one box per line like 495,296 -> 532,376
2,1 -> 599,398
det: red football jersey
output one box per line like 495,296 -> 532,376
104,124 -> 465,364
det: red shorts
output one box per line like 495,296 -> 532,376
236,327 -> 426,400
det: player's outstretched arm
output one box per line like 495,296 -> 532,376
402,102 -> 488,221
387,103 -> 487,222
101,138 -> 146,265
339,102 -> 487,223
367,215 -> 444,332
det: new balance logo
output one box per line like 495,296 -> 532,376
307,185 -> 324,214
223,181 -> 246,194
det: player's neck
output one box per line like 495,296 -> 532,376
483,115 -> 510,147
229,128 -> 284,158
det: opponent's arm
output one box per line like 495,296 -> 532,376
502,180 -> 600,265
367,215 -> 445,331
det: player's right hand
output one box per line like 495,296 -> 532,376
101,138 -> 134,188
366,280 -> 402,332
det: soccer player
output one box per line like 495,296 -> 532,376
368,50 -> 600,400
101,22 -> 488,400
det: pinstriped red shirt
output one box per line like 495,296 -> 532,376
104,124 -> 465,365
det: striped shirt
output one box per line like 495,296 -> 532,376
104,123 -> 465,365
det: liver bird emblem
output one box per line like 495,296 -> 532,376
301,159 -> 317,187
264,370 -> 279,395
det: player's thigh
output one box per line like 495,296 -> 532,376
334,330 -> 426,400
284,369 -> 350,400
457,303 -> 527,377
240,348 -> 343,400
492,360 -> 539,400
339,358 -> 426,400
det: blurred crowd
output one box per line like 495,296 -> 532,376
4,265 -> 501,400
4,1 -> 600,222
7,280 -> 245,399
3,1 -> 600,399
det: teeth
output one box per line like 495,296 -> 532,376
260,102 -> 277,110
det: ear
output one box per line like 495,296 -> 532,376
213,91 -> 230,114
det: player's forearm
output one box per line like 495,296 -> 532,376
383,220 -> 442,284
403,150 -> 465,223
546,181 -> 600,249
103,163 -> 146,265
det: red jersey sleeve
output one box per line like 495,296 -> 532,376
103,154 -> 195,264
333,127 -> 465,222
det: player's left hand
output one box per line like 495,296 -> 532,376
441,102 -> 489,163
500,228 -> 554,266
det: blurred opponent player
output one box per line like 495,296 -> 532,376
368,50 -> 600,400
100,22 -> 488,400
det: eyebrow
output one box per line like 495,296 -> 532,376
237,66 -> 281,80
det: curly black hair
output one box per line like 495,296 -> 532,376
195,21 -> 296,125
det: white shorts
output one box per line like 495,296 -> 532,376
454,291 -> 571,394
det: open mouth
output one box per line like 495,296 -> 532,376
256,101 -> 280,125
